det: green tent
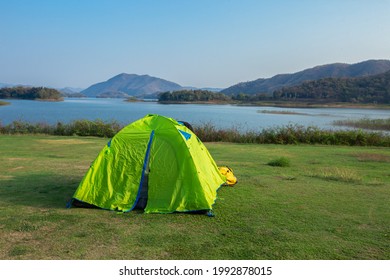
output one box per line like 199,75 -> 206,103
70,114 -> 226,213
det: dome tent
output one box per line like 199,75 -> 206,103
69,114 -> 226,213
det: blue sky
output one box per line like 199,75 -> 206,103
1,0 -> 390,88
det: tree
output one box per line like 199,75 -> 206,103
0,86 -> 63,100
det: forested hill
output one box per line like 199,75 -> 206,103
221,59 -> 390,95
0,86 -> 63,101
273,70 -> 390,103
159,71 -> 390,105
81,73 -> 182,98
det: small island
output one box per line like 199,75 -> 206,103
0,86 -> 63,101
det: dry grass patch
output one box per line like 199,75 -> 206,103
353,153 -> 390,162
307,167 -> 362,183
0,175 -> 15,180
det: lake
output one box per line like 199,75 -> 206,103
1,98 -> 390,132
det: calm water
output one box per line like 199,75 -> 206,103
1,98 -> 390,131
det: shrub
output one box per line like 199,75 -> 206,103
1,119 -> 390,147
267,157 -> 291,167
0,119 -> 124,138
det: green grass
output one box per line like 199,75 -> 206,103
267,157 -> 291,167
1,135 -> 389,260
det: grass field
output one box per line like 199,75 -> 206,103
0,135 -> 389,260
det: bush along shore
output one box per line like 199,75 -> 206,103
1,119 -> 390,147
333,117 -> 390,131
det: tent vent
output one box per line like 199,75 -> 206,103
178,129 -> 191,141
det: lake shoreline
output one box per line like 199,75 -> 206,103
158,99 -> 390,109
2,98 -> 390,132
2,97 -> 390,109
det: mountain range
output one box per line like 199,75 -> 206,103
60,87 -> 85,94
221,59 -> 390,95
2,59 -> 390,97
0,83 -> 13,88
79,59 -> 390,97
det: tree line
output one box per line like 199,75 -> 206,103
158,89 -> 229,102
0,86 -> 63,100
273,71 -> 390,103
158,89 -> 271,102
158,71 -> 390,104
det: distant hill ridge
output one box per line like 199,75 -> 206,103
81,73 -> 182,98
272,69 -> 390,103
221,59 -> 390,95
2,59 -> 390,98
